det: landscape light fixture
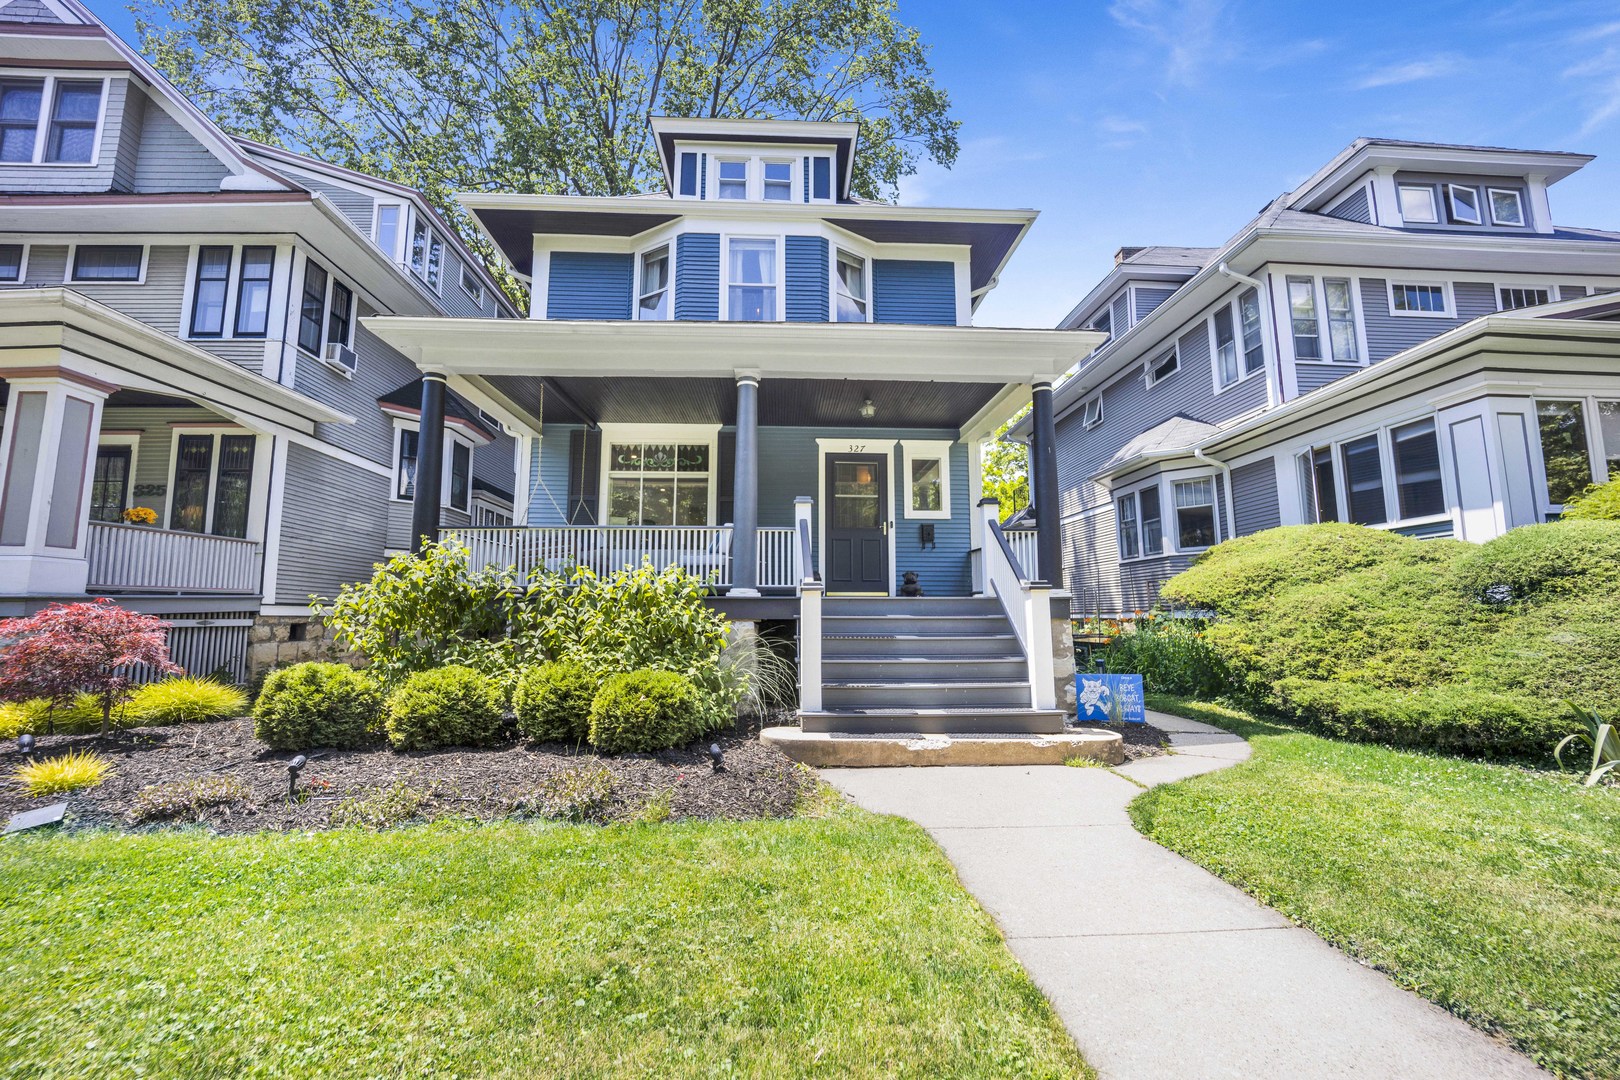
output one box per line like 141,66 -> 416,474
17,733 -> 34,758
858,396 -> 877,420
1094,657 -> 1107,674
708,743 -> 725,773
286,754 -> 307,798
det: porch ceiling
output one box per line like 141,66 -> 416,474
493,374 -> 1007,428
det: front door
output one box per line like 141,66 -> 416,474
825,453 -> 889,593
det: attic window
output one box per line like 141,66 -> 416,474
678,152 -> 699,197
460,264 -> 484,305
811,155 -> 832,201
717,160 -> 748,199
1398,184 -> 1437,224
1446,184 -> 1482,225
1082,395 -> 1104,429
1488,188 -> 1525,226
1091,310 -> 1111,338
763,161 -> 793,201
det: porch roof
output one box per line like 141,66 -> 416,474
0,288 -> 352,436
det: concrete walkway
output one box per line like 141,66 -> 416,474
822,711 -> 1546,1080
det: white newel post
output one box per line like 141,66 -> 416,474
794,496 -> 821,712
0,370 -> 112,595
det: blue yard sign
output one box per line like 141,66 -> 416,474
1075,673 -> 1146,724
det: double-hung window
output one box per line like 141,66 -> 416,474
375,204 -> 402,261
1288,276 -> 1359,361
763,161 -> 793,200
0,243 -> 23,282
1340,434 -> 1387,525
188,246 -> 232,337
234,246 -> 274,337
0,76 -> 104,165
327,281 -> 354,347
1324,278 -> 1357,361
727,238 -> 777,321
460,264 -> 483,305
297,261 -> 328,355
1139,485 -> 1163,556
45,80 -> 101,163
1116,492 -> 1140,559
396,429 -> 420,499
606,442 -> 712,526
1173,479 -> 1217,549
71,245 -> 143,282
835,249 -> 867,321
1499,287 -> 1550,311
410,216 -> 443,290
638,245 -> 670,319
1392,419 -> 1444,519
1287,276 -> 1322,360
0,78 -> 42,163
1238,288 -> 1264,375
717,160 -> 748,199
170,432 -> 256,538
449,441 -> 471,514
1212,306 -> 1239,387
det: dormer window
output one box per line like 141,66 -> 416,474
717,159 -> 748,199
1445,184 -> 1482,225
410,215 -> 444,291
638,245 -> 670,320
1398,184 -> 1438,224
810,155 -> 833,201
763,160 -> 793,200
0,76 -> 105,165
1488,188 -> 1525,226
678,151 -> 699,197
834,249 -> 868,322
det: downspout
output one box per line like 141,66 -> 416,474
1217,261 -> 1281,408
1194,447 -> 1238,545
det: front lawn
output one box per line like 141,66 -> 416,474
1133,695 -> 1620,1080
0,806 -> 1089,1078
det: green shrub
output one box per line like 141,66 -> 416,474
13,748 -> 111,796
131,775 -> 251,823
127,677 -> 247,726
1101,616 -> 1225,697
588,670 -> 703,754
1272,679 -> 1563,758
384,665 -> 503,750
0,694 -> 115,737
1452,520 -> 1620,601
252,663 -> 381,751
1561,478 -> 1620,520
512,662 -> 596,743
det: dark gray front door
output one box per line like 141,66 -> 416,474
825,454 -> 888,593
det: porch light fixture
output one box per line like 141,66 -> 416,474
858,396 -> 877,420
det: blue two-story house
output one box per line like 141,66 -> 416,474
367,117 -> 1103,732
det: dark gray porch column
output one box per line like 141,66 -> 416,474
731,373 -> 760,594
410,372 -> 447,552
1031,379 -> 1064,590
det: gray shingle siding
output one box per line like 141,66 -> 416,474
1231,458 -> 1280,535
131,96 -> 231,193
0,0 -> 66,22
871,260 -> 956,325
276,442 -> 391,603
675,233 -> 719,320
546,252 -> 633,319
785,235 -> 829,321
1328,186 -> 1373,224
66,244 -> 189,333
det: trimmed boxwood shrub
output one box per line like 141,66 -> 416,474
512,661 -> 597,744
384,665 -> 502,750
253,663 -> 380,750
588,670 -> 701,754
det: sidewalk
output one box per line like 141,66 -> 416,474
821,711 -> 1546,1080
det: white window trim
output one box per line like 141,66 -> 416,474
0,73 -> 109,168
459,263 -> 484,306
63,243 -> 147,286
761,158 -> 797,203
596,422 -> 722,526
1495,283 -> 1555,312
714,156 -> 753,201
1112,477 -> 1167,563
704,149 -> 806,202
180,243 -> 278,343
389,418 -> 479,513
1081,393 -> 1104,429
0,241 -> 28,283
636,242 -> 673,321
1397,183 -> 1438,224
1532,394 -> 1618,514
1282,271 -> 1368,365
721,234 -> 782,322
1115,490 -> 1140,561
1146,343 -> 1180,388
408,209 -> 445,295
1208,293 -> 1266,394
92,432 -> 141,521
372,202 -> 407,264
807,153 -> 835,203
1289,412 -> 1455,532
1169,473 -> 1221,554
1486,187 -> 1526,227
832,247 -> 870,323
900,439 -> 952,520
1386,278 -> 1455,319
161,425 -> 270,540
815,437 -> 899,597
293,253 -> 357,366
1446,183 -> 1483,226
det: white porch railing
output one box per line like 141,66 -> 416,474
86,522 -> 262,593
981,506 -> 1057,712
447,525 -> 801,590
1004,528 -> 1039,580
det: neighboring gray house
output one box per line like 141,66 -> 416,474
1016,139 -> 1620,617
0,0 -> 519,677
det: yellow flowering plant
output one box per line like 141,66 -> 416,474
121,506 -> 158,525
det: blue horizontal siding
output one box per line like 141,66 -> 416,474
872,260 -> 956,325
785,235 -> 830,321
546,252 -> 632,320
675,232 -> 720,321
525,424 -> 579,525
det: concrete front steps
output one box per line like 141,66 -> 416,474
783,596 -> 1110,764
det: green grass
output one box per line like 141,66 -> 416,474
0,807 -> 1089,1079
1136,693 -> 1620,1080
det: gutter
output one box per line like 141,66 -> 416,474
1193,447 -> 1239,543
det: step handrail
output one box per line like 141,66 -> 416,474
981,501 -> 1057,711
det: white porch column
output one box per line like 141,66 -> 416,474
0,370 -> 114,595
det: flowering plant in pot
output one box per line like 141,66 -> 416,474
121,506 -> 158,526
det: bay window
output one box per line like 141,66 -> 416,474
1536,400 -> 1592,507
449,441 -> 471,514
1341,434 -> 1387,525
1303,446 -> 1340,523
1116,492 -> 1139,559
1392,419 -> 1444,519
1140,485 -> 1163,556
605,442 -> 712,526
835,249 -> 867,321
394,425 -> 477,514
638,245 -> 670,320
727,238 -> 777,321
234,246 -> 274,337
1173,479 -> 1217,549
189,246 -> 232,337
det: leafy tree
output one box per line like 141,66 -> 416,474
981,413 -> 1029,519
134,0 -> 961,301
0,600 -> 179,736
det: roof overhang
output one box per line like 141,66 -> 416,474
1289,139 -> 1593,213
362,316 -> 1105,385
649,116 -> 859,200
1057,261 -> 1203,330
457,192 -> 1037,295
0,288 -> 351,435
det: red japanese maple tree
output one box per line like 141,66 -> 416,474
0,599 -> 179,736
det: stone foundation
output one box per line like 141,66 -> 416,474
246,615 -> 358,678
1052,615 -> 1077,719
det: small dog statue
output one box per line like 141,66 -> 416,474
900,571 -> 925,597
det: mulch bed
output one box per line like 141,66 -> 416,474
0,715 -> 814,835
1071,720 -> 1171,761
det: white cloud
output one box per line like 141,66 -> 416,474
1107,0 -> 1231,87
1353,55 -> 1462,90
1099,116 -> 1149,135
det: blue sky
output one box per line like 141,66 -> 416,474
91,0 -> 1620,328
